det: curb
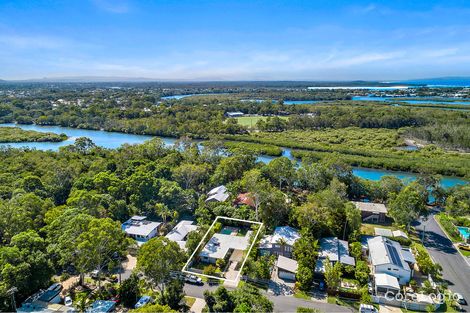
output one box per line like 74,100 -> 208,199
433,216 -> 470,267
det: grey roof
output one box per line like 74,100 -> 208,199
206,185 -> 230,202
374,273 -> 400,290
166,220 -> 198,242
374,227 -> 393,237
401,248 -> 416,264
259,226 -> 300,249
122,216 -> 161,237
368,236 -> 410,271
276,255 -> 298,273
199,231 -> 252,259
319,237 -> 355,266
353,201 -> 388,214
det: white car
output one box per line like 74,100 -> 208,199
359,304 -> 378,313
455,293 -> 467,305
185,274 -> 202,285
64,296 -> 73,307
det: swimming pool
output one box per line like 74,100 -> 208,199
457,226 -> 469,240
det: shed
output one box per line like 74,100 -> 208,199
374,273 -> 400,294
276,255 -> 298,281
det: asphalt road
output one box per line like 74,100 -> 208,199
183,283 -> 352,313
414,215 -> 470,310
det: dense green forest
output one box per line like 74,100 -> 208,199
0,135 -> 466,310
0,126 -> 67,143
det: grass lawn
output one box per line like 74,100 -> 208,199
458,248 -> 470,257
234,116 -> 288,127
184,296 -> 196,308
294,291 -> 311,300
361,223 -> 395,236
327,296 -> 361,311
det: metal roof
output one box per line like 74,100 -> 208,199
368,236 -> 410,271
353,201 -> 388,214
374,273 -> 400,290
276,255 -> 298,273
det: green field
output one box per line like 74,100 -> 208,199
235,116 -> 288,127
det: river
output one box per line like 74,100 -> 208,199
0,123 -> 467,188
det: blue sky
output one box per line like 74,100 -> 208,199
1,0 -> 470,80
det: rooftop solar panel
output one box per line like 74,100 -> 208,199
386,243 -> 403,268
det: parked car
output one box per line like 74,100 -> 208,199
359,304 -> 378,313
64,296 -> 73,307
90,270 -> 100,279
458,243 -> 470,251
455,293 -> 467,305
135,296 -> 152,309
110,295 -> 120,304
185,274 -> 202,285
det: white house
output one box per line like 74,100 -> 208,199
122,216 -> 161,246
18,284 -> 63,312
276,255 -> 298,281
165,220 -> 198,250
368,236 -> 416,285
315,237 -> 355,274
206,185 -> 230,203
259,226 -> 300,258
199,231 -> 252,264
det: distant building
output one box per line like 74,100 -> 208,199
122,216 -> 161,246
165,220 -> 198,250
368,236 -> 416,285
276,255 -> 298,281
353,201 -> 388,224
315,237 -> 355,274
259,226 -> 300,258
199,230 -> 252,264
225,111 -> 244,118
206,185 -> 230,203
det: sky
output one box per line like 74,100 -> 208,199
1,0 -> 470,81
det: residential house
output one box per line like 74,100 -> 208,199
276,255 -> 298,281
259,226 -> 300,258
368,236 -> 416,285
353,201 -> 388,224
315,237 -> 355,275
225,111 -> 244,118
122,216 -> 161,246
18,284 -> 63,312
199,231 -> 252,264
165,220 -> 198,250
206,185 -> 230,203
234,193 -> 255,208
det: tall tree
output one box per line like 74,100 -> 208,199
137,237 -> 185,292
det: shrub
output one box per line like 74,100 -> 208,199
203,264 -> 217,276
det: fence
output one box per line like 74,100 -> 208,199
372,295 -> 441,312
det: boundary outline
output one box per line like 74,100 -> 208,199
181,216 -> 263,283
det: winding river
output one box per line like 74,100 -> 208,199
0,123 -> 467,188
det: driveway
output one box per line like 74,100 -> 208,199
414,215 -> 470,311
